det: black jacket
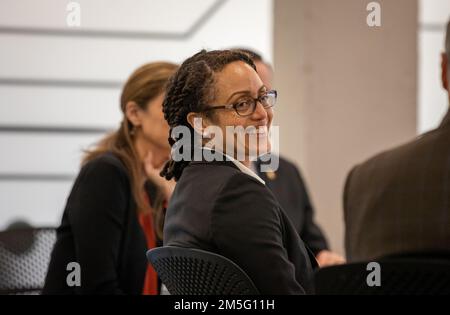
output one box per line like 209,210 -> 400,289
255,156 -> 329,255
43,153 -> 148,294
163,157 -> 317,295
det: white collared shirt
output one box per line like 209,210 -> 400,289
202,147 -> 265,185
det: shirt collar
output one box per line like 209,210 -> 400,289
202,147 -> 266,185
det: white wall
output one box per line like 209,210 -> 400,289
0,0 -> 273,229
418,0 -> 450,133
274,0 -> 418,255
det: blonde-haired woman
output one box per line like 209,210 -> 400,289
43,62 -> 177,294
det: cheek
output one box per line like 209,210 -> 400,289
210,113 -> 232,134
142,113 -> 168,137
266,108 -> 274,126
223,115 -> 248,140
209,114 -> 236,149
151,105 -> 164,121
140,117 -> 152,136
149,106 -> 168,129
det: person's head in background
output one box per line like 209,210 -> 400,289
84,62 -> 178,236
161,49 -> 275,180
235,48 -> 274,90
442,20 -> 450,103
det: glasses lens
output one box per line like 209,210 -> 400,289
235,91 -> 277,116
235,100 -> 255,116
263,91 -> 276,108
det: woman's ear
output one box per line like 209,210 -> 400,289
187,112 -> 209,135
125,101 -> 142,128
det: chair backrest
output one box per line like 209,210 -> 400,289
315,257 -> 450,295
0,227 -> 56,294
147,246 -> 259,295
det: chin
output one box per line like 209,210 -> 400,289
258,136 -> 271,155
247,140 -> 271,161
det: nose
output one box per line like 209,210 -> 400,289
251,101 -> 268,121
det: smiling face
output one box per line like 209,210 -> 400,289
205,61 -> 274,163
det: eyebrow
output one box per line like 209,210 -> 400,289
226,85 -> 267,103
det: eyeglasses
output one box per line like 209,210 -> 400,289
203,90 -> 277,117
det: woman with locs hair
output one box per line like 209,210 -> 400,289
161,50 -> 317,294
43,62 -> 178,294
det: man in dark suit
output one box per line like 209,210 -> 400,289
343,21 -> 450,262
240,48 -> 345,266
255,157 -> 343,266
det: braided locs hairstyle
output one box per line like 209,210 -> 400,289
161,49 -> 256,181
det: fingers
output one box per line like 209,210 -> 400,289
316,250 -> 346,268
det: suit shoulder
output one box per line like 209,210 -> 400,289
218,171 -> 278,214
278,155 -> 298,170
79,152 -> 129,182
185,161 -> 242,181
350,128 -> 449,178
177,161 -> 248,199
213,171 -> 280,221
264,154 -> 300,174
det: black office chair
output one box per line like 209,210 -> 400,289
147,246 -> 259,295
0,227 -> 56,295
315,255 -> 450,295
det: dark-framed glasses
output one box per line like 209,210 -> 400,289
203,90 -> 277,117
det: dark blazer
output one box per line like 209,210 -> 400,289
43,153 -> 148,294
344,109 -> 450,262
164,156 -> 317,295
255,156 -> 329,255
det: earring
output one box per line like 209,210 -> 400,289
130,126 -> 136,136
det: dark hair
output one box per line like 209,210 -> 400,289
160,49 -> 256,181
233,48 -> 264,62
